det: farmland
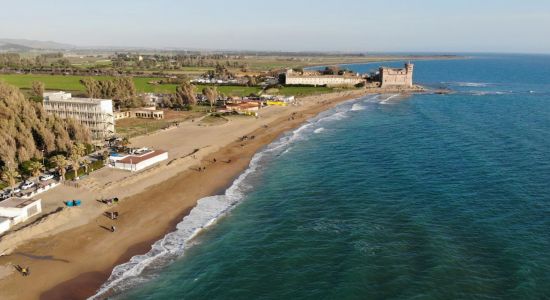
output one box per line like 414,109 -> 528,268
0,74 -> 346,97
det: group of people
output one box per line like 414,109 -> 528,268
109,211 -> 119,232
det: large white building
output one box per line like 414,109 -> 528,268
43,92 -> 115,140
284,69 -> 365,87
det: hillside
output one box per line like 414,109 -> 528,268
0,38 -> 74,50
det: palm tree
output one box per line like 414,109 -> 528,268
68,154 -> 80,179
72,143 -> 87,158
82,158 -> 91,174
50,155 -> 68,181
1,166 -> 20,187
28,161 -> 44,177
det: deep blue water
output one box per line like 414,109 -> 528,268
101,55 -> 550,299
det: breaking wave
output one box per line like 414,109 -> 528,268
314,128 -> 325,134
89,94 -> 377,299
444,81 -> 492,87
379,94 -> 400,104
351,103 -> 366,111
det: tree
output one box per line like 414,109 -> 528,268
101,150 -> 110,163
69,143 -> 87,178
82,158 -> 91,174
202,86 -> 219,111
80,78 -> 100,98
0,81 -> 91,168
27,161 -> 43,177
72,143 -> 87,158
120,137 -> 131,150
323,66 -> 340,75
1,166 -> 20,187
246,76 -> 257,87
31,81 -> 45,98
50,155 -> 68,181
175,81 -> 196,108
68,154 -> 80,179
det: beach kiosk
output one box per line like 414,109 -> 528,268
109,148 -> 168,172
0,197 -> 42,234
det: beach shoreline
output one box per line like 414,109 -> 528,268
0,88 -> 419,300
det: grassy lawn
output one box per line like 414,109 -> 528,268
115,110 -> 204,138
0,74 -> 342,97
0,74 -> 262,96
273,86 -> 335,96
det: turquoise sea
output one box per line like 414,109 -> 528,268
96,55 -> 550,299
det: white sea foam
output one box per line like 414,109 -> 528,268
470,90 -> 510,96
379,94 -> 400,104
89,95 -> 373,299
351,103 -> 366,111
445,81 -> 491,88
90,149 -> 267,299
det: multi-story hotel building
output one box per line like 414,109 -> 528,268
43,92 -> 115,140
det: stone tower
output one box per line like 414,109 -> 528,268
379,62 -> 414,88
405,62 -> 414,87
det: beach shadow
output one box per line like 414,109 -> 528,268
99,225 -> 113,232
13,252 -> 70,263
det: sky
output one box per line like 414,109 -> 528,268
1,0 -> 550,53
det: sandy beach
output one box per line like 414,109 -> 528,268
0,89 -> 377,300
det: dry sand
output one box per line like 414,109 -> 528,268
0,90 -> 371,300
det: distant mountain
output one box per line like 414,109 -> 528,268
0,42 -> 34,52
0,38 -> 75,50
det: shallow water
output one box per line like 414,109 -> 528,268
100,54 -> 550,299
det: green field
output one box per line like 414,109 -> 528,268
0,74 -> 344,97
0,74 -> 263,96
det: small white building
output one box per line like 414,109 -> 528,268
0,217 -> 10,235
0,198 -> 42,234
109,148 -> 168,172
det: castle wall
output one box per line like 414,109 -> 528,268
380,63 -> 414,88
285,73 -> 364,87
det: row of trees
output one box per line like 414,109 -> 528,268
0,53 -> 70,69
0,81 -> 91,182
157,82 -> 219,110
112,53 -> 248,70
80,77 -> 144,109
0,142 -> 98,187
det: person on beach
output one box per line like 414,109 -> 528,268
213,158 -> 217,163
111,225 -> 116,232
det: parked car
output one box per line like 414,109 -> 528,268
20,181 -> 35,190
2,188 -> 21,198
39,174 -> 54,181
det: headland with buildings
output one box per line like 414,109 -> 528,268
0,61 -> 427,299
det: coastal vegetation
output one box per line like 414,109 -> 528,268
0,81 -> 91,185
